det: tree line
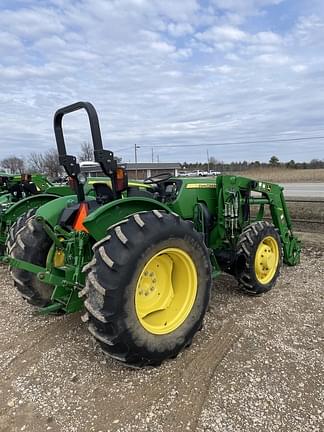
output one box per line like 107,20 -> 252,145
182,155 -> 324,172
0,143 -> 95,179
1,148 -> 324,178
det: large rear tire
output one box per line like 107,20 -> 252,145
9,215 -> 53,307
83,210 -> 212,367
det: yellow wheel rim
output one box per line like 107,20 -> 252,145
135,248 -> 197,335
254,236 -> 279,285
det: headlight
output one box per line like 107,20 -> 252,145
77,173 -> 87,185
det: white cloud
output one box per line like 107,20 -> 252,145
256,53 -> 291,65
167,22 -> 194,37
291,64 -> 307,73
151,41 -> 176,53
0,7 -> 64,37
218,65 -> 233,74
253,31 -> 283,45
197,25 -> 247,43
211,0 -> 284,15
0,32 -> 24,52
0,0 -> 323,164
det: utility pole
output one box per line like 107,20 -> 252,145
151,147 -> 154,163
207,149 -> 210,172
134,144 -> 140,179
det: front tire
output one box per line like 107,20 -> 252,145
236,221 -> 282,295
83,210 -> 212,367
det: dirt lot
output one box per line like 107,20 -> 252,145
0,233 -> 323,432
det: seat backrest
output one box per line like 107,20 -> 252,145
92,183 -> 114,205
9,183 -> 24,200
23,182 -> 38,196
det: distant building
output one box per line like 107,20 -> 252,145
80,161 -> 181,180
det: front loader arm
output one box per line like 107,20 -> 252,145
259,184 -> 301,265
247,179 -> 301,265
215,176 -> 301,266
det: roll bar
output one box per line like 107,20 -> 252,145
53,101 -> 120,201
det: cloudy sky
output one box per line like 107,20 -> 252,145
1,0 -> 324,163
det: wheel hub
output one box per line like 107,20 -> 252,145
135,248 -> 197,335
254,236 -> 279,284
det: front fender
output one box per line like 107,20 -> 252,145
84,197 -> 171,241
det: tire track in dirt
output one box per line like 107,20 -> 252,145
0,264 -> 243,432
153,322 -> 242,432
1,314 -> 82,377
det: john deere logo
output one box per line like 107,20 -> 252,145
186,183 -> 217,189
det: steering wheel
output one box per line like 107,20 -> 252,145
143,172 -> 173,184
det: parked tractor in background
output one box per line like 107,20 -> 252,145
0,173 -> 74,256
3,102 -> 301,368
0,170 -> 152,257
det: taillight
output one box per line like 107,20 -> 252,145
115,167 -> 128,192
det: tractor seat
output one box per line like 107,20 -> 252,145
9,184 -> 24,200
93,183 -> 114,205
23,182 -> 38,195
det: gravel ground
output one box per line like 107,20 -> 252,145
0,233 -> 323,432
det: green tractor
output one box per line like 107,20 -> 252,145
4,102 -> 301,367
0,173 -> 73,256
0,172 -> 15,196
0,170 -> 128,256
0,172 -> 55,200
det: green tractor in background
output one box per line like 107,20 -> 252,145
4,102 -> 301,367
0,172 -> 58,200
0,169 -> 136,256
0,173 -> 73,256
0,172 -> 15,196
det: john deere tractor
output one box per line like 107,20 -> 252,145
0,170 -> 129,256
4,102 -> 301,367
0,173 -> 74,256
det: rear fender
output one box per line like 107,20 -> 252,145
84,197 -> 171,241
0,193 -> 12,206
36,195 -> 97,227
2,194 -> 61,224
45,185 -> 73,196
36,195 -> 79,227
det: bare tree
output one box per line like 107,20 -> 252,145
79,141 -> 94,162
27,149 -> 62,178
1,156 -> 25,173
27,152 -> 45,173
42,149 -> 62,179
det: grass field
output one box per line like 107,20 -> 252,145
231,167 -> 324,183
